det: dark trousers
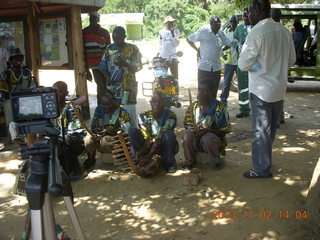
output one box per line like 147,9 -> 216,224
183,129 -> 221,168
128,128 -> 178,168
92,68 -> 106,105
166,59 -> 179,80
250,93 -> 283,174
58,134 -> 84,175
220,64 -> 237,105
198,69 -> 221,99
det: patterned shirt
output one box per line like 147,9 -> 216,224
99,43 -> 142,105
138,109 -> 177,141
187,26 -> 231,72
53,102 -> 84,135
184,100 -> 231,152
0,67 -> 36,96
91,104 -> 131,135
159,28 -> 180,59
83,24 -> 110,68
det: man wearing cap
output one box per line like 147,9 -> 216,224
158,16 -> 180,79
220,15 -> 238,106
0,48 -> 37,145
83,12 -> 110,105
187,16 -> 232,99
0,48 -> 36,122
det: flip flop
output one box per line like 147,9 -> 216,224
243,169 -> 273,179
70,171 -> 88,182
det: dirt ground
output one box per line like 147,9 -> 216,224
0,40 -> 320,240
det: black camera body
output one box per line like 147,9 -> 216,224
10,87 -> 59,134
11,87 -> 59,122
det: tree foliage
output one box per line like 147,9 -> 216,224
98,0 -> 314,39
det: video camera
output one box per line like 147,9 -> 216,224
10,87 -> 59,134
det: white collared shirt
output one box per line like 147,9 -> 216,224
238,18 -> 296,102
188,26 -> 231,72
159,28 -> 180,59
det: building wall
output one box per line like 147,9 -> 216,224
126,24 -> 142,40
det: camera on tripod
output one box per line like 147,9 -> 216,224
11,87 -> 59,134
11,87 -> 86,239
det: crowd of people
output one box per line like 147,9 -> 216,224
0,0 -> 303,180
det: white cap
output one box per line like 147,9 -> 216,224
89,12 -> 100,18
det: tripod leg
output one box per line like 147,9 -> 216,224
63,196 -> 86,240
43,193 -> 57,240
30,209 -> 43,240
21,209 -> 31,240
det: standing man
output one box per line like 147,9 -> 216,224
159,16 -> 180,79
238,0 -> 296,178
233,8 -> 251,118
220,15 -> 238,105
99,26 -> 142,128
187,16 -> 231,99
83,12 -> 110,105
271,8 -> 285,126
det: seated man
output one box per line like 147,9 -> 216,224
83,88 -> 131,170
129,91 -> 178,173
183,78 -> 231,170
0,48 -> 37,145
52,81 -> 86,178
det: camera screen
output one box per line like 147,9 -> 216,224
19,96 -> 43,119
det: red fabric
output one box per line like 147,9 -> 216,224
83,26 -> 110,68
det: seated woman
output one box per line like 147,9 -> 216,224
83,89 -> 131,170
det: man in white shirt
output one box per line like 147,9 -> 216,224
238,0 -> 296,178
187,16 -> 231,99
159,16 -> 180,80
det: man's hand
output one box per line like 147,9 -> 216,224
197,48 -> 201,59
115,57 -> 128,68
86,69 -> 93,81
222,53 -> 227,60
99,69 -> 112,85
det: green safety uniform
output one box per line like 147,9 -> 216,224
233,23 -> 251,114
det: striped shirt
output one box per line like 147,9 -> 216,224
83,24 -> 110,68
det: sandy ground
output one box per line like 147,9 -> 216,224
0,40 -> 320,239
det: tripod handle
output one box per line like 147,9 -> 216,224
48,135 -> 63,196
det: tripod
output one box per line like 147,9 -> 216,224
22,126 -> 86,240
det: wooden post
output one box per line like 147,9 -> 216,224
316,14 -> 320,81
26,3 -> 39,145
26,2 -> 39,85
70,5 -> 90,119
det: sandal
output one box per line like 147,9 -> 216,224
70,171 -> 88,182
243,169 -> 273,178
